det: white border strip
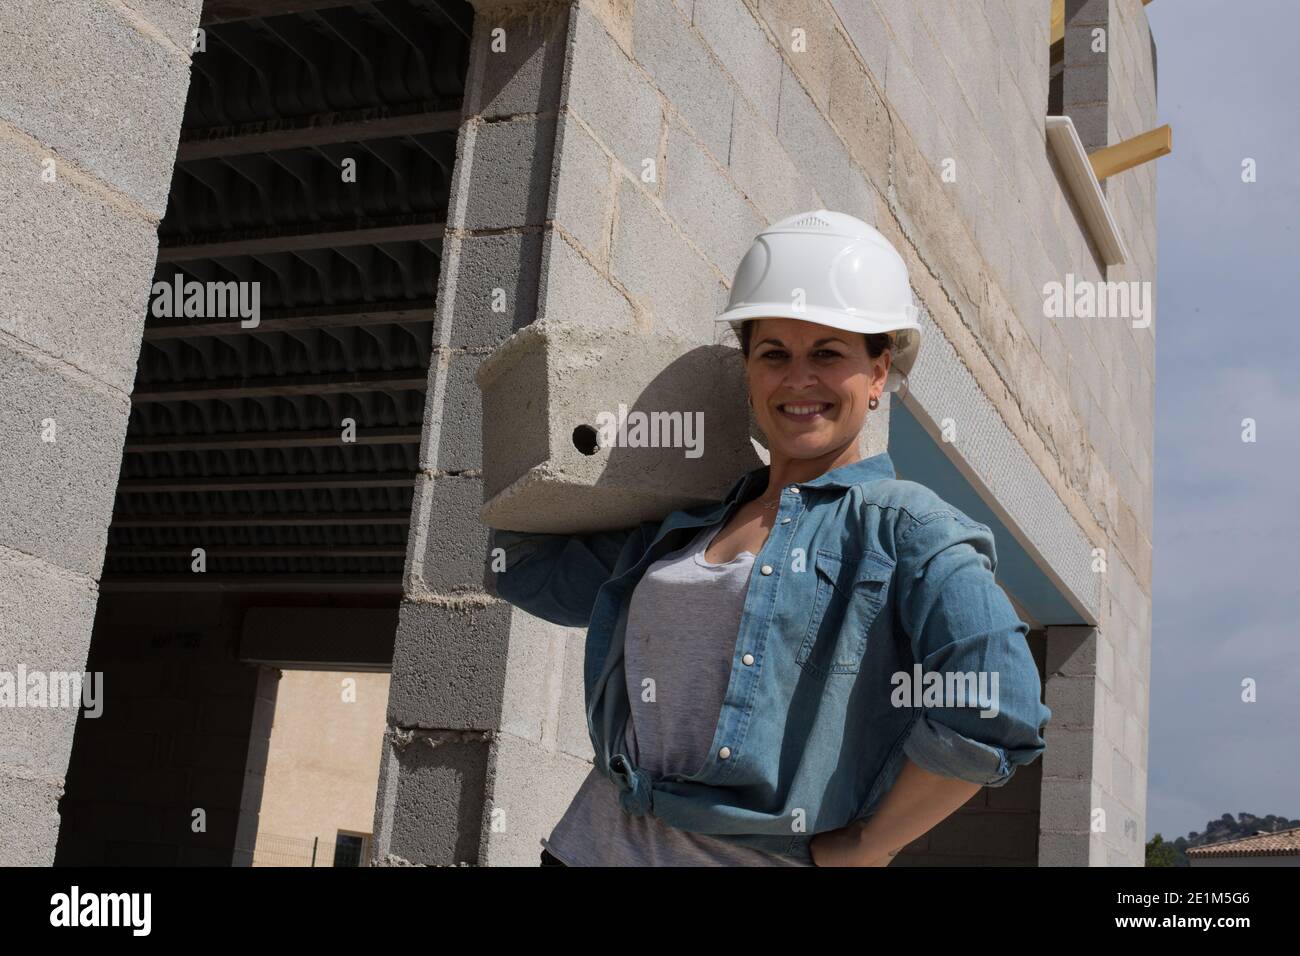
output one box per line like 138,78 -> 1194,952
1046,115 -> 1130,266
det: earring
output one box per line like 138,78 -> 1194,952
868,395 -> 879,410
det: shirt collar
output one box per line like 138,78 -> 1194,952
724,451 -> 896,503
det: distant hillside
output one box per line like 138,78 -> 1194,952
1146,812 -> 1300,866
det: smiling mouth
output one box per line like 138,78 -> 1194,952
777,401 -> 833,421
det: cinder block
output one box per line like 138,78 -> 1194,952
692,0 -> 782,132
1037,828 -> 1091,866
118,0 -> 203,52
775,62 -> 873,220
0,346 -> 130,577
727,94 -> 819,224
0,0 -> 194,216
387,599 -> 511,729
1066,0 -> 1110,29
871,0 -> 921,67
372,724 -> 490,864
1045,673 -> 1099,728
1067,63 -> 1109,107
459,115 -> 557,230
497,607 -> 570,748
831,0 -> 891,88
1039,775 -> 1092,831
556,619 -> 595,760
827,39 -> 890,197
1040,725 -> 1097,779
565,2 -> 663,179
753,0 -> 836,113
551,114 -> 614,264
443,231 -> 544,350
630,0 -> 734,164
466,0 -> 566,119
480,734 -> 591,866
882,51 -> 940,164
1066,103 -> 1108,153
406,474 -> 492,596
537,231 -> 637,335
476,321 -> 759,533
0,132 -> 161,395
611,178 -> 727,344
663,116 -> 763,275
420,349 -> 488,472
0,771 -> 63,865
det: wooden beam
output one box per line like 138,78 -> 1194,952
1089,124 -> 1172,180
109,512 -> 411,528
156,221 -> 444,263
131,369 -> 428,403
1050,0 -> 1064,46
124,426 -> 422,452
177,111 -> 460,161
116,473 -> 416,494
142,303 -> 435,341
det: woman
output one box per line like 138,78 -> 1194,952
490,210 -> 1051,867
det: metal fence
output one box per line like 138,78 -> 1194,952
251,831 -> 370,867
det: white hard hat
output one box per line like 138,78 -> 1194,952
715,208 -> 922,393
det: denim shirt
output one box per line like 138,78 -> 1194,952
487,451 -> 1051,864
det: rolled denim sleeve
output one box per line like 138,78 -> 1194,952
487,523 -> 650,628
894,509 -> 1051,787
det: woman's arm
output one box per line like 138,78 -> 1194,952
487,523 -> 654,627
813,506 -> 1051,866
811,757 -> 981,866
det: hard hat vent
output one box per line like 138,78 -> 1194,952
791,213 -> 832,230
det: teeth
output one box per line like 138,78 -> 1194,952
782,403 -> 829,415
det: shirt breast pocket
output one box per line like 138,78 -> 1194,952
797,548 -> 894,678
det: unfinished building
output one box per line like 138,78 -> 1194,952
1,0 -> 1159,866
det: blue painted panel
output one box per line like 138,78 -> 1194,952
888,401 -> 1087,625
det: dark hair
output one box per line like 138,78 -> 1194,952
738,319 -> 892,360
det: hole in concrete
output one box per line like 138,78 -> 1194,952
572,424 -> 600,455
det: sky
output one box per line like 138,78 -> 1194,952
1143,0 -> 1300,841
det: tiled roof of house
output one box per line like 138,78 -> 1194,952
1185,826 -> 1300,858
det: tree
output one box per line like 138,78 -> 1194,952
1145,833 -> 1179,867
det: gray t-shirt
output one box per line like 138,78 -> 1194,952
541,521 -> 812,866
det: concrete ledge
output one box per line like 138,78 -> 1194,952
475,322 -> 759,533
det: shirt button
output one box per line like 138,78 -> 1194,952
760,564 -> 773,575
780,517 -> 791,524
789,486 -> 800,494
742,652 -> 754,665
718,746 -> 732,759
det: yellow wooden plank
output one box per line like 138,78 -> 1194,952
1088,124 -> 1172,180
1051,0 -> 1064,45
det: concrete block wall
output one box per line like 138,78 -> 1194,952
0,0 -> 203,865
380,0 -> 1157,865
